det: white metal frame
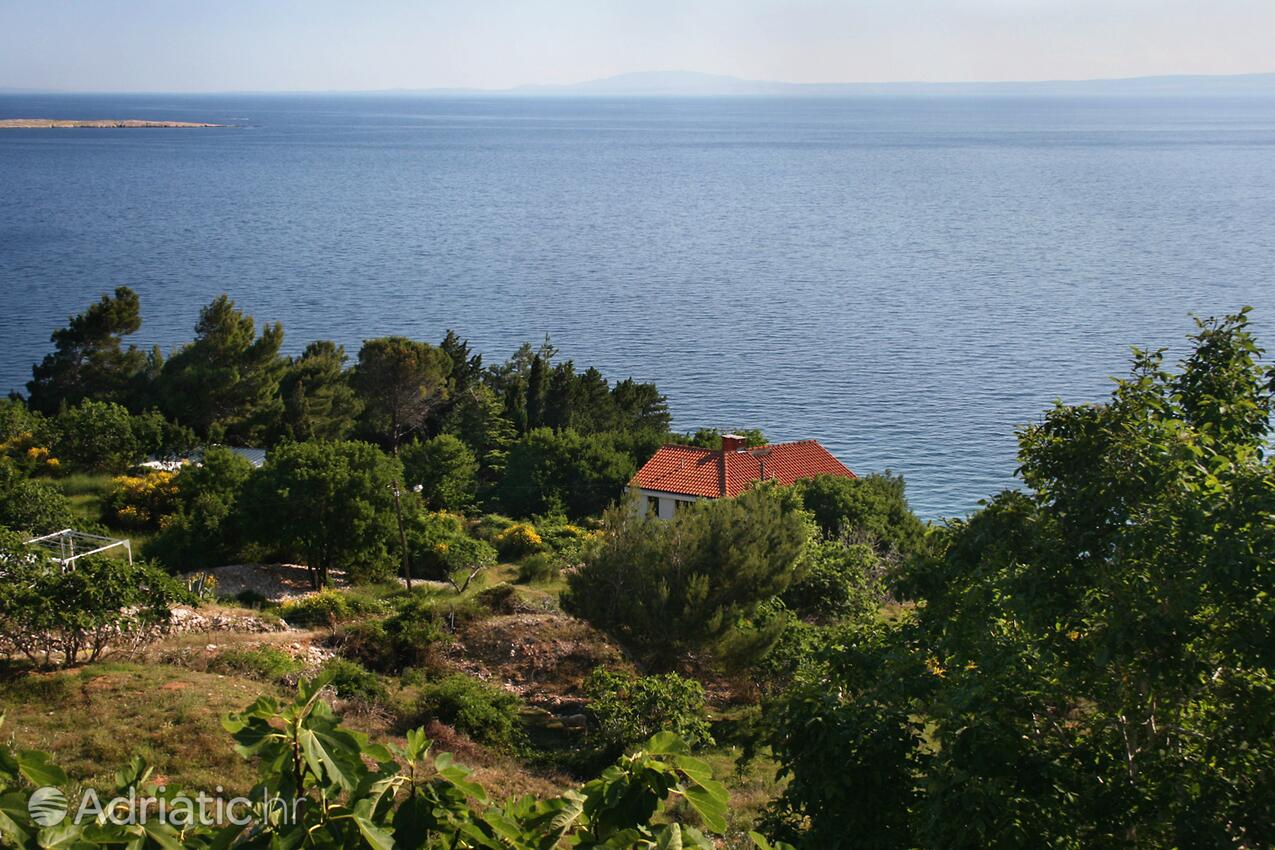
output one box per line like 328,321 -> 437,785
24,529 -> 133,569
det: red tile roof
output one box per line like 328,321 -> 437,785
630,440 -> 855,499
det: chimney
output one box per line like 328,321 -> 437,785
717,434 -> 745,498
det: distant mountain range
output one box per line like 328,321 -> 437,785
497,70 -> 1275,97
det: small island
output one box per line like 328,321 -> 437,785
0,118 -> 229,129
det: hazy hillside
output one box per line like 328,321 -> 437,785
505,69 -> 1275,97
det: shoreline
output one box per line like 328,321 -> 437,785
0,118 -> 230,129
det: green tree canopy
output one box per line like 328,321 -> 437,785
795,472 -> 928,558
238,440 -> 400,587
0,459 -> 75,535
276,340 -> 361,442
26,286 -> 148,414
525,353 -> 550,430
765,311 -> 1275,849
145,446 -> 255,570
610,378 -> 672,433
353,336 -> 451,451
565,484 -> 812,667
439,329 -> 484,399
126,408 -> 198,462
687,427 -> 767,449
52,400 -> 144,472
156,294 -> 285,442
498,428 -> 636,519
401,434 -> 479,511
439,383 -> 516,484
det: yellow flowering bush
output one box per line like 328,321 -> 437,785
494,522 -> 543,559
106,470 -> 179,530
535,519 -> 599,564
0,431 -> 60,474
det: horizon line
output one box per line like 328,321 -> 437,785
4,68 -> 1275,97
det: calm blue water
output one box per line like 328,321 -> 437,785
3,93 -> 1275,518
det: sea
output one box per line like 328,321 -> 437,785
2,92 -> 1274,518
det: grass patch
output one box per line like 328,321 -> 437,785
0,662 -> 286,795
50,472 -> 113,524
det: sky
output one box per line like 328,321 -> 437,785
1,0 -> 1273,92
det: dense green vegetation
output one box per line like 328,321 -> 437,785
0,676 -> 736,850
0,529 -> 190,668
760,311 -> 1275,848
2,295 -> 1272,850
564,485 -> 813,668
4,288 -> 672,565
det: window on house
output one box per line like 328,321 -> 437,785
675,499 -> 693,513
647,496 -> 660,518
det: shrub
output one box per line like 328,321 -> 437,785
749,611 -> 827,696
517,552 -> 560,583
0,532 -> 191,667
405,509 -> 467,578
208,645 -> 302,681
494,522 -> 543,560
320,657 -> 388,703
144,446 -> 254,571
565,484 -> 812,668
782,539 -> 887,623
0,399 -> 48,444
0,430 -> 60,475
535,516 -> 593,563
795,473 -> 927,559
475,582 -> 520,614
497,428 -> 636,519
52,400 -> 146,472
336,619 -> 394,671
472,513 -> 515,542
279,589 -> 383,628
0,459 -> 75,535
105,470 -> 180,530
584,668 -> 714,756
418,673 -> 525,750
434,535 -> 498,593
338,608 -> 449,674
396,591 -> 486,634
235,589 -> 268,608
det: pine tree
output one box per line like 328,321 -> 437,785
352,337 -> 451,451
277,341 -> 361,442
155,294 -> 285,442
525,354 -> 549,429
544,360 -> 579,431
27,286 -> 148,413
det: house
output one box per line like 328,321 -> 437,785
629,434 -> 856,519
140,446 -> 267,472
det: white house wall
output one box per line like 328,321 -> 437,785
629,487 -> 701,519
